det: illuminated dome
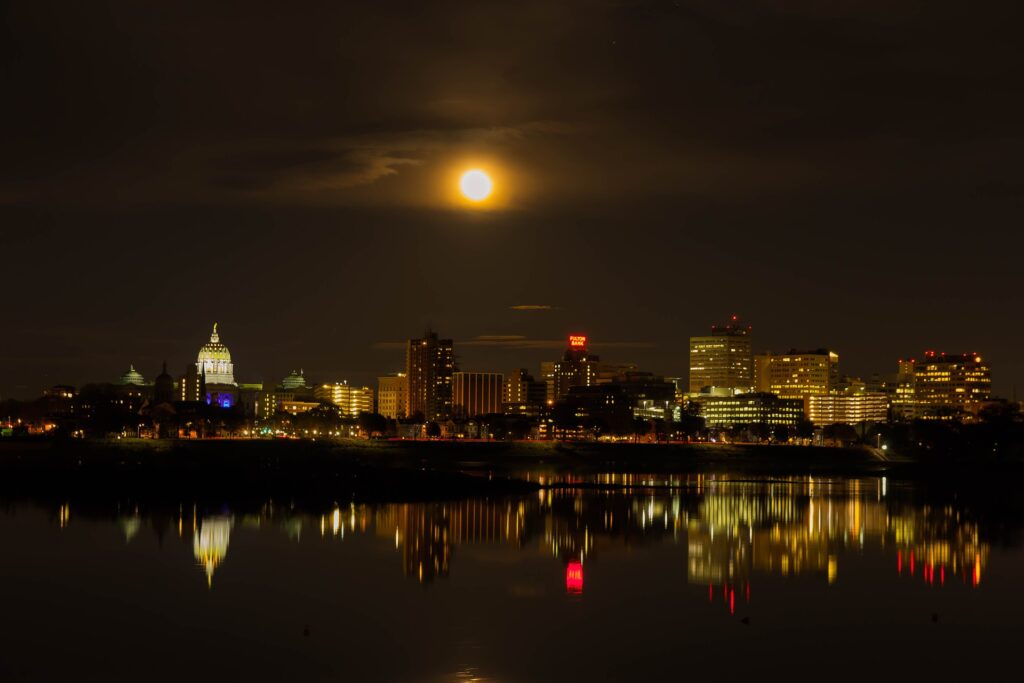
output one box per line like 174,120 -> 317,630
119,364 -> 146,386
196,323 -> 236,386
281,369 -> 307,390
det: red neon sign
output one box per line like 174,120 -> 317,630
568,335 -> 587,348
566,561 -> 583,594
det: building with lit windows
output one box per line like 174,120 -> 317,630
452,372 -> 504,418
280,400 -> 320,415
257,380 -> 278,420
549,335 -> 599,402
755,349 -> 839,415
893,351 -> 992,421
179,364 -> 203,403
313,381 -> 374,417
807,388 -> 889,426
688,317 -> 754,393
406,329 -> 455,421
540,361 -> 557,403
694,392 -> 804,428
377,373 -> 408,419
503,369 -> 547,416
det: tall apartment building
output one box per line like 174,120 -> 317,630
377,373 -> 408,419
313,381 -> 374,417
688,317 -> 754,393
452,372 -> 504,418
406,329 -> 455,421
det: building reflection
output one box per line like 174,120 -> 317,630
42,476 -> 995,597
193,516 -> 232,587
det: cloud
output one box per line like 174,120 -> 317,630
509,304 -> 559,311
458,336 -> 654,350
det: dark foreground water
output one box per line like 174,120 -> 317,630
1,474 -> 1021,682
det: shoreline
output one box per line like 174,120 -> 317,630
2,438 -> 1021,521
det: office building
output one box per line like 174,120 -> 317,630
314,381 -> 374,417
378,373 -> 408,419
179,364 -> 203,403
688,317 -> 754,393
503,369 -> 547,417
550,335 -> 599,402
406,329 -> 455,420
755,349 -> 839,414
807,388 -> 888,426
893,351 -> 992,420
452,372 -> 504,418
280,400 -> 321,415
695,392 -> 804,428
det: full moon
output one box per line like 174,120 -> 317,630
459,169 -> 493,202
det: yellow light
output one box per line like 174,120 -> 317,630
459,169 -> 493,201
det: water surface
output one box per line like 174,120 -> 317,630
1,475 -> 1020,682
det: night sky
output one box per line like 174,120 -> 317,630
3,1 -> 1023,398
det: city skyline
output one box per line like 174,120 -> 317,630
4,3 -> 1023,680
0,316 -> 1013,401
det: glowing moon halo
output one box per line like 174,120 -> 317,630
459,169 -> 493,202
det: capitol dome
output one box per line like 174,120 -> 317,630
281,369 -> 308,390
119,364 -> 146,386
196,323 -> 236,386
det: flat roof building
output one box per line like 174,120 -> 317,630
689,317 -> 753,393
452,372 -> 504,418
378,374 -> 408,420
695,392 -> 804,428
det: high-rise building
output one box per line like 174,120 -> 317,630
893,351 -> 992,421
550,335 -> 599,402
755,349 -> 839,415
314,381 -> 374,417
378,373 -> 408,419
452,372 -> 504,418
406,329 -> 455,421
257,380 -> 278,420
179,364 -> 204,403
540,361 -> 557,404
688,317 -> 754,393
503,369 -> 547,417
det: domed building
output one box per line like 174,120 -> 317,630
196,323 -> 238,408
196,323 -> 236,385
119,364 -> 146,386
281,369 -> 308,390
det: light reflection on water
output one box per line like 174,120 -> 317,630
27,477 -> 992,592
1,475 -> 1020,682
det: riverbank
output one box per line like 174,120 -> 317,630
2,437 -> 1022,519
